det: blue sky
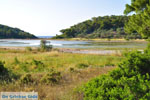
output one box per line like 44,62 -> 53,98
0,0 -> 131,36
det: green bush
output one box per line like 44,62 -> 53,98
69,67 -> 75,72
76,63 -> 89,69
82,47 -> 150,100
0,61 -> 13,82
19,73 -> 33,84
0,61 -> 7,75
13,59 -> 45,72
13,57 -> 20,65
31,59 -> 44,72
40,70 -> 62,85
25,47 -> 32,52
83,74 -> 150,100
31,59 -> 44,66
19,63 -> 29,72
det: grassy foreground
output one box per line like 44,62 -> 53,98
0,48 -> 123,100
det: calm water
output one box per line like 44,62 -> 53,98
0,39 -> 147,49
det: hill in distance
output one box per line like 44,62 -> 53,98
0,24 -> 37,39
53,15 -> 141,39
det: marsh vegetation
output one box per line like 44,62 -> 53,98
0,48 -> 122,99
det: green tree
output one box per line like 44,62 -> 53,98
40,40 -> 52,51
124,0 -> 150,38
124,0 -> 149,15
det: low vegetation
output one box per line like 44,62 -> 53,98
0,48 -> 121,99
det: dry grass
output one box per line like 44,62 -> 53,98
0,67 -> 115,100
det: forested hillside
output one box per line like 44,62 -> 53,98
0,24 -> 37,39
53,15 -> 141,39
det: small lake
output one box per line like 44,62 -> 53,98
0,39 -> 147,49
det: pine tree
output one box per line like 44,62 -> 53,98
124,0 -> 150,38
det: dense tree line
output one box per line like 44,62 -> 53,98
53,15 -> 141,39
0,24 -> 37,39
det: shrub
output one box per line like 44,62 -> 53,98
82,47 -> 150,100
25,47 -> 32,52
31,59 -> 44,71
12,58 -> 45,73
0,61 -> 7,75
19,63 -> 29,72
69,67 -> 75,72
76,63 -> 89,69
83,74 -> 150,100
31,59 -> 44,66
19,73 -> 33,84
40,70 -> 62,85
13,57 -> 20,65
0,61 -> 12,82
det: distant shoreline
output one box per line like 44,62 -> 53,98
0,38 -> 147,42
49,38 -> 147,42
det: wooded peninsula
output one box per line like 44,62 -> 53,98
53,15 -> 142,39
0,24 -> 37,39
